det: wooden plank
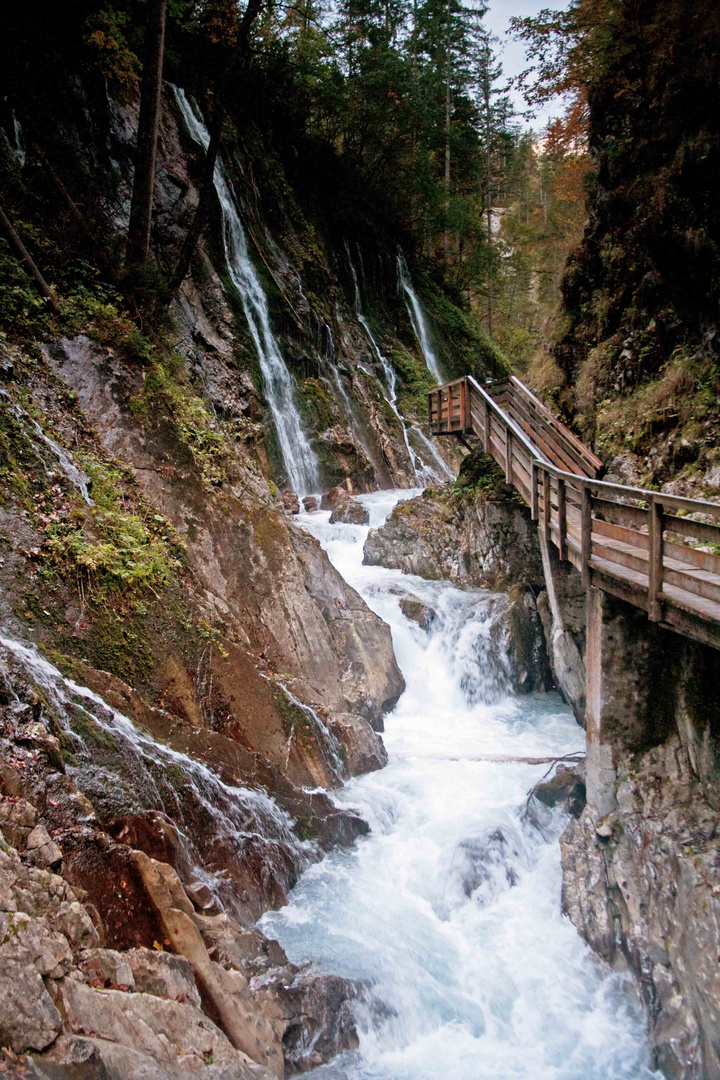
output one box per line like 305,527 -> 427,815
593,517 -> 649,550
590,496 -> 648,531
510,376 -> 603,475
506,394 -> 588,477
663,513 -> 720,547
592,536 -> 648,577
664,537 -> 720,576
506,428 -> 513,486
664,565 -> 720,606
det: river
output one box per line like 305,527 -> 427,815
260,490 -> 659,1079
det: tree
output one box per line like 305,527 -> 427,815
125,0 -> 167,272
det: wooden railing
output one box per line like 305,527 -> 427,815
429,375 -> 720,650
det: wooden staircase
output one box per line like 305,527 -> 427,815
429,375 -> 720,651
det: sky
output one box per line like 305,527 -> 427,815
484,0 -> 570,131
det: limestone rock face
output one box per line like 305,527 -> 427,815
562,738 -> 720,1080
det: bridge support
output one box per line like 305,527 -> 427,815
584,586 -> 720,817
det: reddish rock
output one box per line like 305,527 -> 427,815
302,495 -> 319,512
282,492 -> 301,514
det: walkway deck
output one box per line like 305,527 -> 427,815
429,375 -> 720,651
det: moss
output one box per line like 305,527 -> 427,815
270,684 -> 315,737
129,354 -> 232,487
298,377 -> 337,432
450,449 -> 523,505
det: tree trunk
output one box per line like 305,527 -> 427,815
0,203 -> 59,314
32,143 -> 109,272
444,11 -> 451,263
125,0 -> 167,271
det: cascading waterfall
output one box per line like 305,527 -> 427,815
0,636 -> 313,921
397,253 -> 443,382
173,87 -> 319,496
260,491 -> 661,1080
10,402 -> 93,504
346,246 -> 452,483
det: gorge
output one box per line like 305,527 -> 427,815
1,0 -> 720,1076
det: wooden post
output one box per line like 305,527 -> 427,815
505,428 -> 513,486
482,398 -> 491,454
648,496 -> 663,621
530,460 -> 538,522
460,379 -> 468,432
557,476 -> 567,561
581,483 -> 592,588
542,468 -> 550,545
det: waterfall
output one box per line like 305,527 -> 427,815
1,112 -> 25,168
397,253 -> 443,381
173,87 -> 319,496
259,491 -> 660,1079
9,401 -> 92,504
347,245 -> 452,482
0,636 -> 312,922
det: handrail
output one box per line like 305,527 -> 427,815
428,375 -> 720,650
508,376 -> 604,477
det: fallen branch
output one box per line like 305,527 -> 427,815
0,203 -> 58,314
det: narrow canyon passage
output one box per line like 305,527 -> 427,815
260,491 -> 660,1079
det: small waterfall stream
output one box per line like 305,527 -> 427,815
347,249 -> 452,483
173,88 -> 319,495
0,636 -> 313,922
260,491 -> 660,1079
397,254 -> 443,382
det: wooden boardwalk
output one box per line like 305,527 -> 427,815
429,375 -> 720,651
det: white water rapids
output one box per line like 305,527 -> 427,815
260,490 -> 659,1079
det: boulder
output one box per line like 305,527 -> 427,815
532,764 -> 586,819
327,713 -> 388,775
302,496 -> 318,513
319,486 -> 346,511
329,497 -> 370,526
398,596 -> 437,630
281,492 -> 300,515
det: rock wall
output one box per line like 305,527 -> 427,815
0,673 -> 358,1078
561,588 -> 720,1080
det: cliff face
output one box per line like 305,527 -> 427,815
541,2 -> 720,496
561,594 -> 720,1080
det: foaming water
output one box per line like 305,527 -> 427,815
260,491 -> 659,1079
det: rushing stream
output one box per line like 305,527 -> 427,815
260,490 -> 659,1079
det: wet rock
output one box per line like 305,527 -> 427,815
561,734 -> 720,1079
0,959 -> 63,1053
329,497 -> 370,526
25,825 -> 63,870
186,880 -> 220,913
125,947 -> 201,1006
319,484 -> 351,511
107,810 -> 181,867
327,713 -> 388,775
196,919 -> 289,978
398,596 -> 436,630
302,496 -> 318,512
282,492 -> 301,515
258,970 -> 359,1074
532,764 -> 586,819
